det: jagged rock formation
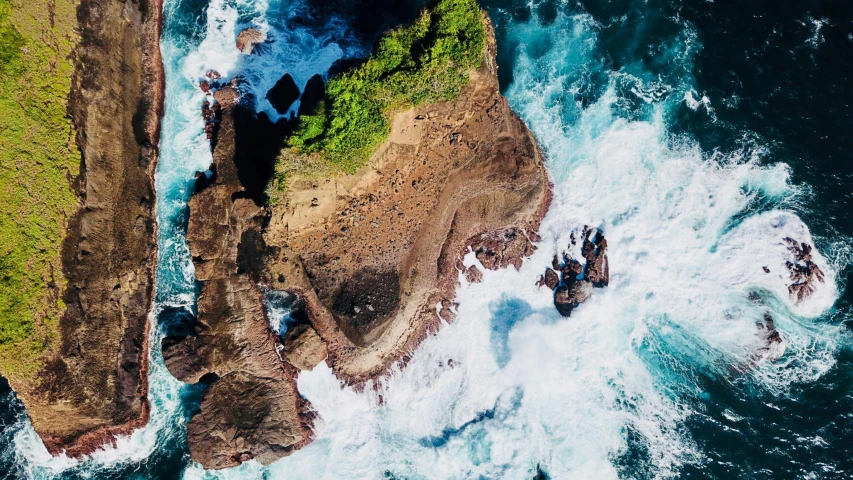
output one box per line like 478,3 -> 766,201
783,237 -> 825,302
237,27 -> 267,54
161,14 -> 550,468
161,87 -> 311,469
267,73 -> 300,114
537,227 -> 609,316
1,0 -> 164,457
283,323 -> 328,371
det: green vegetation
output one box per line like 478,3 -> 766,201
0,0 -> 80,375
269,0 -> 487,198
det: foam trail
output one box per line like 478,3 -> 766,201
253,8 -> 844,480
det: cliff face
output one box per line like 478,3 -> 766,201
162,15 -> 549,469
162,89 -> 312,469
7,0 -> 163,456
264,20 -> 550,381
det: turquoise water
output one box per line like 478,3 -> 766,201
1,0 -> 851,478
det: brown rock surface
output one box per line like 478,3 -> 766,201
547,227 -> 609,317
284,323 -> 327,371
783,237 -> 825,302
161,15 -> 550,469
263,17 -> 550,382
3,0 -> 164,457
236,27 -> 266,54
161,86 -> 311,469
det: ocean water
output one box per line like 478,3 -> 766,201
1,0 -> 852,478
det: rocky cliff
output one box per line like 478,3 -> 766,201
162,12 -> 549,469
6,0 -> 163,456
162,87 -> 312,468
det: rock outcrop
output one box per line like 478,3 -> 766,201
2,0 -> 164,457
538,227 -> 609,316
784,237 -> 825,302
161,87 -> 311,469
236,27 -> 266,54
161,14 -> 549,469
263,16 -> 550,383
298,74 -> 325,116
267,73 -> 300,114
283,323 -> 328,371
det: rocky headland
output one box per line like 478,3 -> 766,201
161,4 -> 550,469
0,0 -> 164,457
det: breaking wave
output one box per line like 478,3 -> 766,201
1,0 -> 849,479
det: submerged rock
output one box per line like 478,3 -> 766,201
754,312 -> 785,363
267,73 -> 300,114
236,27 -> 266,54
554,281 -> 592,316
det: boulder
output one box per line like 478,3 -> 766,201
783,237 -> 824,302
266,73 -> 300,114
236,27 -> 266,54
582,230 -> 608,287
543,268 -> 559,290
554,280 -> 592,317
283,323 -> 327,371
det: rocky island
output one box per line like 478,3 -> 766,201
161,0 -> 550,468
0,0 -> 162,456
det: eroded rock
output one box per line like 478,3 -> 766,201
236,27 -> 266,54
283,323 -> 327,371
543,227 -> 610,317
267,73 -> 299,114
161,88 -> 311,469
784,237 -> 825,303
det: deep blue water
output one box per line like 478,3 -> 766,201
1,0 -> 852,478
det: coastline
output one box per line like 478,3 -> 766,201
272,14 -> 554,386
35,0 -> 166,457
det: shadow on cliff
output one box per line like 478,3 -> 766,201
232,105 -> 295,205
302,0 -> 428,48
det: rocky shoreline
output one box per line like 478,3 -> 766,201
18,0 -> 166,457
159,13 -> 551,468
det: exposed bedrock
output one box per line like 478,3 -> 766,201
283,323 -> 328,372
263,17 -> 551,384
783,237 -> 825,302
161,87 -> 310,469
3,0 -> 164,457
536,227 -> 609,317
161,15 -> 550,468
236,27 -> 267,54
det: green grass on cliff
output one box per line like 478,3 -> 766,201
0,0 -> 80,375
269,0 -> 486,197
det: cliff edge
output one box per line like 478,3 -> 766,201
162,3 -> 549,469
0,0 -> 163,456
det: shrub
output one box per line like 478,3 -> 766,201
284,0 -> 486,175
